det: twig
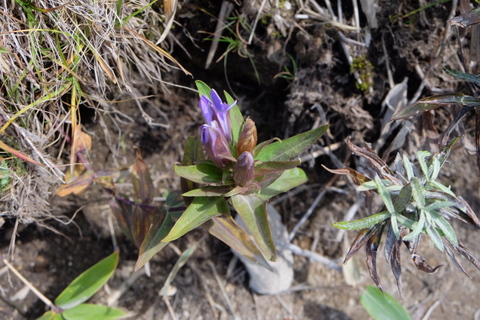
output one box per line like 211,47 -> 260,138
278,243 -> 341,271
208,261 -> 241,320
248,0 -> 268,44
205,1 -> 234,69
3,259 -> 61,313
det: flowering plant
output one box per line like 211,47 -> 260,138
159,81 -> 329,265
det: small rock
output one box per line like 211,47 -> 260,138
233,204 -> 294,295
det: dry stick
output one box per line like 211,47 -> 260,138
205,1 -> 234,69
408,0 -> 458,105
288,174 -> 339,241
2,259 -> 61,313
247,0 -> 268,45
421,300 -> 441,320
278,242 -> 341,271
207,261 -> 241,320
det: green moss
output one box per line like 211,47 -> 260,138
351,55 -> 374,93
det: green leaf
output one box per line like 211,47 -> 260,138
395,215 -> 418,230
254,159 -> 301,176
0,46 -> 9,53
135,211 -> 175,270
402,209 -> 426,241
257,168 -> 307,200
402,154 -> 414,181
255,125 -> 329,162
162,196 -> 229,242
444,67 -> 480,86
360,286 -> 412,320
374,176 -> 395,214
411,177 -> 425,208
182,185 -> 233,197
231,194 -> 276,261
394,184 -> 412,213
429,154 -> 441,181
195,80 -> 212,97
416,151 -> 431,180
392,94 -> 480,120
159,245 -> 197,296
36,311 -> 60,320
224,90 -> 243,145
424,201 -> 455,212
426,225 -> 444,252
333,212 -> 390,230
175,163 -> 224,185
430,211 -> 458,246
206,214 -> 271,269
55,252 -> 119,310
62,304 -> 125,320
427,180 -> 456,197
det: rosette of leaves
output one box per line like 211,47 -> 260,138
168,81 -> 329,266
326,138 -> 480,293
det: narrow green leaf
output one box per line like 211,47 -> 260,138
159,245 -> 197,296
390,215 -> 400,239
333,212 -> 390,230
135,211 -> 174,270
206,214 -> 271,269
411,177 -> 425,208
374,176 -> 395,214
36,311 -> 58,320
392,94 -> 480,120
175,163 -> 224,184
62,304 -> 125,320
427,180 -> 456,197
402,210 -> 426,241
402,154 -> 414,181
424,201 -> 455,212
395,215 -> 418,230
162,197 -> 229,242
55,252 -> 119,310
182,185 -> 233,197
0,47 -> 9,53
231,194 -> 276,261
426,225 -> 445,252
257,168 -> 307,200
254,159 -> 301,176
255,125 -> 329,162
224,90 -> 243,145
360,286 -> 412,320
431,211 -> 458,246
416,151 -> 431,180
358,180 -> 378,191
195,80 -> 212,97
444,67 -> 480,86
429,154 -> 441,181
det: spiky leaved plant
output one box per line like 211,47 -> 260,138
326,138 -> 480,294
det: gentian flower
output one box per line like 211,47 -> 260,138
201,122 -> 233,169
199,89 -> 236,142
233,151 -> 255,187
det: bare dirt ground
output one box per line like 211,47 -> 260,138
2,1 -> 480,319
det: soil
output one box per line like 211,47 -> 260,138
2,1 -> 480,320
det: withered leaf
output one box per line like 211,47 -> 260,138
366,222 -> 385,291
455,240 -> 480,271
131,147 -> 154,205
344,224 -> 379,264
384,225 -> 403,295
322,165 -> 370,185
56,170 -> 96,197
109,195 -> 133,241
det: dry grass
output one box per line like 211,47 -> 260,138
0,0 -> 187,221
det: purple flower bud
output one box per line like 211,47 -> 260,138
233,151 -> 255,187
201,122 -> 234,169
199,89 -> 236,142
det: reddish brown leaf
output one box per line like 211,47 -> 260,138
457,197 -> 480,228
455,240 -> 480,271
344,225 -> 377,264
0,140 -> 43,167
56,170 -> 96,197
131,147 -> 154,204
322,165 -> 370,185
384,225 -> 403,295
72,126 -> 92,154
109,195 -> 133,241
366,223 -> 384,291
412,255 -> 443,273
130,206 -> 155,248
